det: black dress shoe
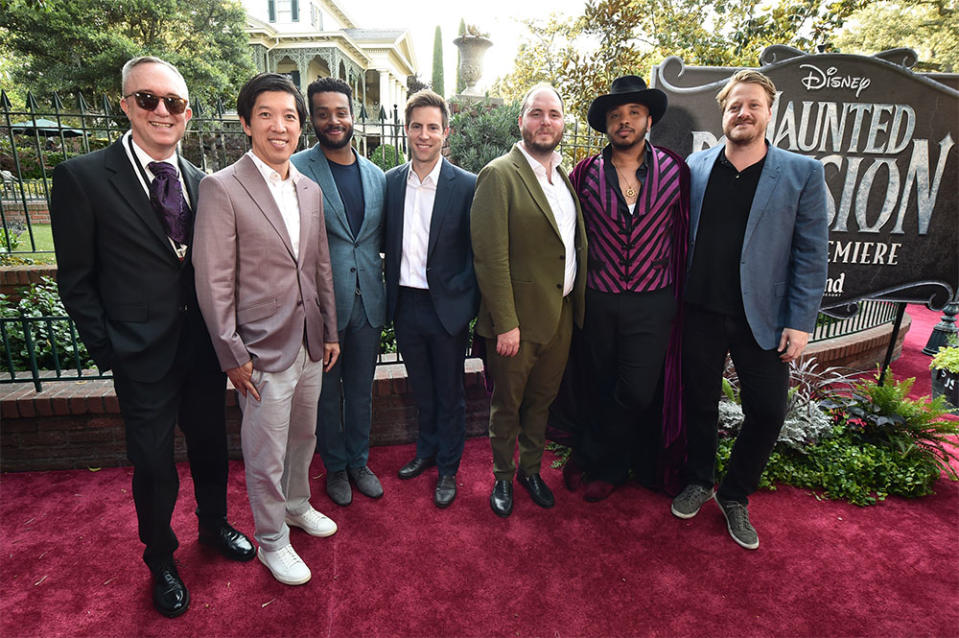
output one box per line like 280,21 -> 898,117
490,479 -> 513,517
152,560 -> 189,618
398,456 -> 436,480
434,474 -> 457,508
199,520 -> 255,562
518,472 -> 555,508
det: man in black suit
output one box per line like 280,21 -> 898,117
384,90 -> 478,508
50,56 -> 253,618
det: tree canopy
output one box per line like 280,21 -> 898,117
833,0 -> 958,72
491,0 -> 955,122
0,0 -> 254,104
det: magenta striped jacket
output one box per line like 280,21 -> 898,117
570,145 -> 684,293
569,144 -> 691,490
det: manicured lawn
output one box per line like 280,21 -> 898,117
2,223 -> 57,264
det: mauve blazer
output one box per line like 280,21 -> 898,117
192,154 -> 337,373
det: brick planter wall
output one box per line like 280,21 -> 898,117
0,264 -> 58,301
0,202 -> 50,225
1,359 -> 490,473
1,313 -> 913,473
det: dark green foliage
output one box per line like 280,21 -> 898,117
379,323 -> 396,355
0,140 -> 70,179
447,100 -> 521,174
0,0 -> 254,104
370,144 -> 403,172
432,26 -> 445,97
0,276 -> 94,372
716,374 -> 958,506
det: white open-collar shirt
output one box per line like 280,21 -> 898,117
517,141 -> 577,296
247,150 -> 302,260
399,156 -> 444,289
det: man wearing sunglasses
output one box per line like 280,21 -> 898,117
51,56 -> 254,619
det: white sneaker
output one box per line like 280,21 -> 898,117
286,507 -> 338,537
257,545 -> 311,585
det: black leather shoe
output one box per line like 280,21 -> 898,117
434,474 -> 457,509
398,456 -> 436,480
518,472 -> 555,508
490,479 -> 513,517
199,520 -> 255,562
152,560 -> 189,618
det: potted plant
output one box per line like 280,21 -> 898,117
929,336 -> 959,411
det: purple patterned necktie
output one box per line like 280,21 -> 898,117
147,161 -> 191,245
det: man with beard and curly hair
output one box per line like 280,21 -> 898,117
292,77 -> 387,508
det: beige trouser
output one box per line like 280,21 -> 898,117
239,344 -> 323,551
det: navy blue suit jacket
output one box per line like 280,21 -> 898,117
384,158 -> 478,335
687,143 -> 829,350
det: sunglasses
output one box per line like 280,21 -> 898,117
125,91 -> 189,115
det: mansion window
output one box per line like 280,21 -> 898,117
267,0 -> 299,23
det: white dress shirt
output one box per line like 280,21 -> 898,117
122,130 -> 191,259
399,157 -> 444,289
247,151 -> 302,259
517,141 -> 577,296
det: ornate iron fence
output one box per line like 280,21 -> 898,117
0,89 -> 410,254
0,90 -> 901,389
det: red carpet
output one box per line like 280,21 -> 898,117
2,305 -> 957,637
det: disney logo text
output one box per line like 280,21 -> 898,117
800,64 -> 871,98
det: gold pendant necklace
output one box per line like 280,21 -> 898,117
624,185 -> 637,198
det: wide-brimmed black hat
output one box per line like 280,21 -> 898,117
587,75 -> 668,133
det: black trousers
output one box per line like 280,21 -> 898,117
575,286 -> 676,484
394,287 -> 468,476
112,315 -> 228,572
682,304 -> 789,504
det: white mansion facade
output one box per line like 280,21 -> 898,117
242,0 -> 417,121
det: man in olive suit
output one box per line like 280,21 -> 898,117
470,85 -> 587,518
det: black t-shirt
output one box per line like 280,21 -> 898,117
685,150 -> 766,316
328,158 -> 365,237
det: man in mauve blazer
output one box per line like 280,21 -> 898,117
384,90 -> 478,508
193,74 -> 339,586
51,57 -> 253,618
471,86 -> 587,518
671,70 -> 828,551
291,77 -> 387,506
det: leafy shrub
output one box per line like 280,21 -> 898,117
379,322 -> 397,354
0,276 -> 94,372
717,372 -> 958,506
930,338 -> 959,373
370,144 -> 403,172
0,221 -> 24,252
448,99 -> 521,174
719,357 -> 855,450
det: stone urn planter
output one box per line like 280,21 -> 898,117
454,34 -> 493,96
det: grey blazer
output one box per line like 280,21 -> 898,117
292,145 -> 387,330
686,143 -> 829,350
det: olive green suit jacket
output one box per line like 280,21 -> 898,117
470,144 -> 587,344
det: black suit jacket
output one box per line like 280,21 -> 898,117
384,158 -> 478,335
51,136 -> 219,382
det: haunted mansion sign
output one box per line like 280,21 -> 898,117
650,46 -> 958,314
